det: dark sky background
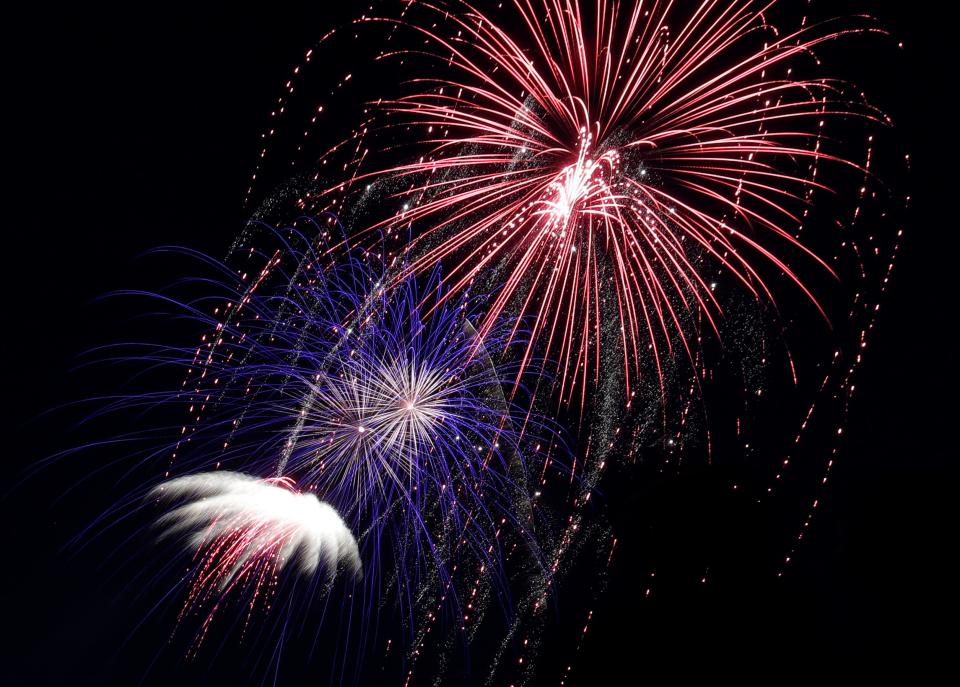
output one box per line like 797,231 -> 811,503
4,1 -> 955,684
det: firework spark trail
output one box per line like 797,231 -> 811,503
306,0 -> 890,408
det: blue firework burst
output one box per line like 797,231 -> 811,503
116,219 -> 559,641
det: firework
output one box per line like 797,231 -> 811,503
136,223 -> 553,634
328,0 -> 884,404
286,268 -> 536,534
153,471 -> 361,591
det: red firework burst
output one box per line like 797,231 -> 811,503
331,0 -> 886,406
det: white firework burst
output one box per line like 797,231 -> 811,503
153,471 -> 362,588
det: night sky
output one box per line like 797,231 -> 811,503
5,1 -> 955,684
